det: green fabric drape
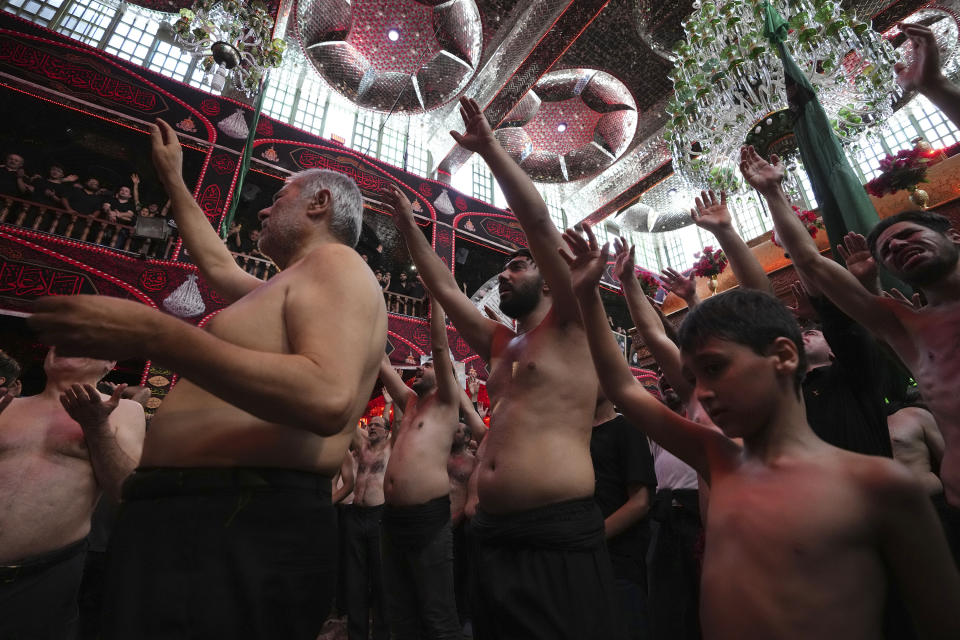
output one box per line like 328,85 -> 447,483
221,73 -> 269,238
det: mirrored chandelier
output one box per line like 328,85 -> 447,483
664,0 -> 900,192
170,0 -> 286,97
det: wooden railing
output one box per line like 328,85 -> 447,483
0,195 -> 176,258
385,291 -> 425,317
232,251 -> 278,280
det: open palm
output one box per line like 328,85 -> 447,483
449,97 -> 496,153
560,224 -> 609,297
739,145 -> 784,194
611,236 -> 637,284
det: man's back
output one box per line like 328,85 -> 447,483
142,244 -> 386,476
479,311 -> 597,514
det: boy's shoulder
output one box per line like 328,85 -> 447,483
833,448 -> 924,505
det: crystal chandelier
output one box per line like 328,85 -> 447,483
170,0 -> 285,97
664,0 -> 900,193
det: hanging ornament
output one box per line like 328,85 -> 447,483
163,274 -> 207,318
433,189 -> 454,216
218,108 -> 249,139
262,146 -> 279,162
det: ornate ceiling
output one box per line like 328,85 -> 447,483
288,0 -> 938,220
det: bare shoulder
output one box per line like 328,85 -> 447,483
290,245 -> 383,305
841,451 -> 924,504
114,398 -> 146,429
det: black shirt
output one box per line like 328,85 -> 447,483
30,177 -> 66,206
0,168 -> 24,197
106,196 -> 136,223
590,414 -> 658,583
65,185 -> 105,216
802,297 -> 893,458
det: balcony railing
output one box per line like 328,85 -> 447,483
385,291 -> 425,317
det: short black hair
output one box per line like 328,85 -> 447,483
0,351 -> 21,387
678,289 -> 807,390
866,210 -> 953,259
506,248 -> 534,264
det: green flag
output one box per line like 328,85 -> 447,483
760,2 -> 881,255
221,73 -> 270,239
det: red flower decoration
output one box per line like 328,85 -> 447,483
771,206 -> 824,248
691,246 -> 728,278
865,144 -> 939,198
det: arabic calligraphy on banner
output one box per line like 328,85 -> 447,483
0,37 -> 164,113
289,148 -> 390,193
0,257 -> 97,298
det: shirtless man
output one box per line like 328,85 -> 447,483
448,420 -> 477,630
344,416 -> 391,640
0,349 -> 144,639
380,96 -> 617,639
376,301 -> 464,639
563,227 -> 960,639
888,394 -> 945,497
28,118 -> 387,639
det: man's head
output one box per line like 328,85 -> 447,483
800,324 -> 832,368
48,164 -> 64,179
412,359 -> 437,396
367,415 -> 388,443
43,347 -> 114,384
497,248 -> 545,319
148,203 -> 160,214
117,186 -> 132,200
0,350 -> 22,397
658,376 -> 684,415
257,170 -> 363,262
4,154 -> 23,171
83,177 -> 100,192
399,271 -> 408,283
867,210 -> 959,287
678,290 -> 805,437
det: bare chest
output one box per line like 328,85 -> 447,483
204,279 -> 289,353
448,454 -> 476,484
357,446 -> 389,477
0,401 -> 88,460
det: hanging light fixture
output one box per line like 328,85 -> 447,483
170,0 -> 286,97
664,0 -> 900,192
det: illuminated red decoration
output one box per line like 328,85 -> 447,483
0,39 -> 162,113
125,1 -> 194,12
290,148 -> 390,192
0,258 -> 95,298
480,218 -> 527,248
211,154 -> 237,175
419,183 -> 434,198
138,268 -> 168,292
454,196 -> 467,211
256,119 -> 273,136
200,99 -> 220,116
198,184 -> 223,220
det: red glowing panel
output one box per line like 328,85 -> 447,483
522,97 -> 604,155
346,0 -> 442,75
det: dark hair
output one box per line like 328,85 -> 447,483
0,351 -> 21,387
678,289 -> 807,390
866,210 -> 953,259
506,248 -> 534,264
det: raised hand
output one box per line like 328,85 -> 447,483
559,223 -> 609,297
60,383 -> 125,432
660,267 -> 697,303
787,280 -> 818,321
835,232 -> 878,291
130,173 -> 140,186
380,184 -> 415,231
148,119 -> 184,186
611,236 -> 637,285
690,190 -> 733,234
449,97 -> 496,154
739,145 -> 785,196
882,287 -> 925,311
895,23 -> 944,94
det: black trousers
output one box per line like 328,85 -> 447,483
343,504 -> 389,640
470,497 -> 623,640
381,496 -> 461,640
452,520 -> 471,624
101,467 -> 337,640
335,503 -> 353,617
646,489 -> 702,640
933,493 -> 960,566
0,538 -> 88,640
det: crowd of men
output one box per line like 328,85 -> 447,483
1,22 -> 960,640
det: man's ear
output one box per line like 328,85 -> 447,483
947,228 -> 960,246
307,188 -> 332,219
768,337 -> 800,380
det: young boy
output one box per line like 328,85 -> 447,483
560,225 -> 960,639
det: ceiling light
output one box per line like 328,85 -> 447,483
557,123 -> 567,133
387,29 -> 400,41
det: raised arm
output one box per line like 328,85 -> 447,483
739,146 -> 912,354
149,119 -> 261,302
451,98 -> 580,324
612,238 -> 693,401
660,268 -> 701,309
60,384 -> 145,502
560,224 -> 736,481
897,23 -> 960,131
379,353 -> 415,410
690,189 -> 773,293
429,300 -> 460,406
381,184 -> 499,361
458,386 -> 488,442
